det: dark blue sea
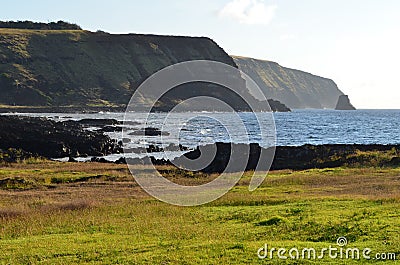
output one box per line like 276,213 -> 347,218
274,109 -> 400,146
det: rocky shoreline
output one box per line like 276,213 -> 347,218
0,116 -> 399,170
174,143 -> 400,171
0,116 -> 122,159
0,99 -> 291,113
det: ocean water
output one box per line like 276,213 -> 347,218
6,109 -> 400,160
274,109 -> 400,146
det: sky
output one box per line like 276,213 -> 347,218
1,0 -> 400,109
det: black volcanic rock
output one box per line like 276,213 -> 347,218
77,119 -> 122,126
0,116 -> 121,158
97,126 -> 123,132
0,148 -> 39,163
267,99 -> 291,112
335,95 -> 356,110
128,127 -> 169,136
173,142 -> 269,173
173,143 -> 400,172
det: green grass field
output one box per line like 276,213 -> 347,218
0,161 -> 399,264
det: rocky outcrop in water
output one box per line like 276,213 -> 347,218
267,99 -> 291,112
0,116 -> 122,158
76,118 -> 122,126
128,127 -> 170,136
335,95 -> 356,110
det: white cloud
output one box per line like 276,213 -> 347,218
279,33 -> 296,41
219,0 -> 277,26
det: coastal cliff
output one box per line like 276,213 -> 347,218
0,28 -> 241,108
233,56 -> 346,109
0,25 -> 343,111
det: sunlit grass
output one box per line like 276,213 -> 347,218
0,161 -> 399,264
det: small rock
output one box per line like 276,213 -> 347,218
128,127 -> 169,136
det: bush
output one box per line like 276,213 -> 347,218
0,20 -> 81,30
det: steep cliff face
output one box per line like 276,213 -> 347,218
233,56 -> 345,109
0,29 -> 239,107
335,95 -> 356,110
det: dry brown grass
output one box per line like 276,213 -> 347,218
0,208 -> 25,219
0,162 -> 399,209
40,199 -> 95,212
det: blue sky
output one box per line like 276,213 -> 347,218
2,0 -> 400,108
